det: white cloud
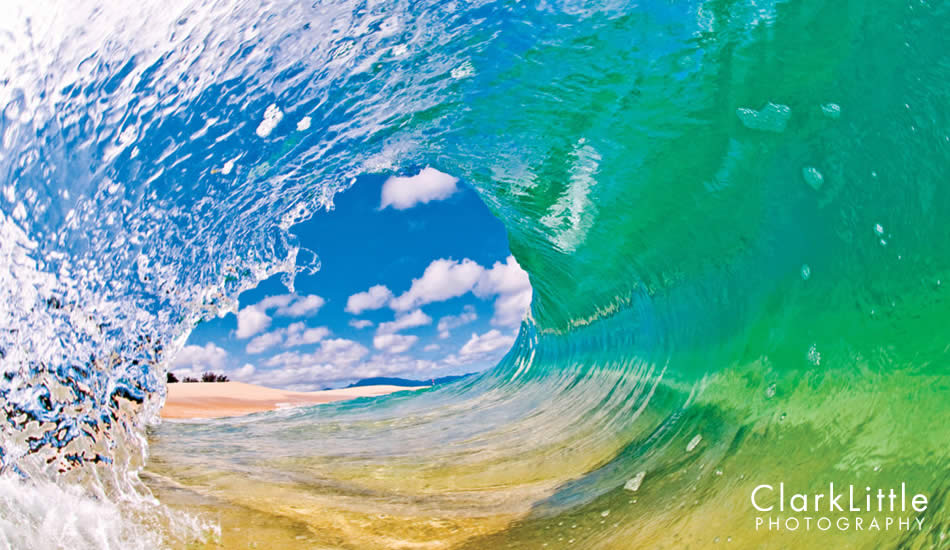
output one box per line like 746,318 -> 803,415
376,309 -> 432,335
265,338 -> 370,369
390,258 -> 484,311
475,255 -> 531,297
233,363 -> 256,379
254,294 -> 325,317
380,167 -> 459,210
346,284 -> 393,314
349,319 -> 373,329
255,294 -> 295,311
373,333 -> 419,354
284,324 -> 330,348
389,255 -> 532,327
436,305 -> 477,339
235,306 -> 271,339
475,256 -> 532,327
460,329 -> 516,357
490,288 -> 532,327
442,329 -> 517,367
246,331 -> 285,354
172,343 -> 228,370
276,294 -> 325,317
246,322 -> 330,354
423,343 -> 440,352
247,351 -> 436,391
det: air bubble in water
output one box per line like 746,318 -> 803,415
256,104 -> 283,138
687,434 -> 702,452
807,344 -> 821,365
766,383 -> 776,398
874,223 -> 884,236
736,102 -> 792,132
802,166 -> 824,190
601,510 -> 610,517
820,103 -> 841,119
801,264 -> 811,280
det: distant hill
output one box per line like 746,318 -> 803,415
346,373 -> 475,389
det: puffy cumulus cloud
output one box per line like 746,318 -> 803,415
474,256 -> 533,327
235,306 -> 270,339
490,288 -> 532,328
349,319 -> 373,329
376,309 -> 432,335
474,256 -> 531,297
172,343 -> 228,370
255,294 -> 325,317
255,294 -> 294,311
247,352 -> 437,392
389,258 -> 484,312
443,329 -> 517,367
265,338 -> 369,369
436,305 -> 477,339
379,167 -> 459,210
372,333 -> 419,354
460,329 -> 516,357
275,294 -> 325,317
246,331 -> 284,354
346,284 -> 393,314
284,324 -> 330,348
389,255 -> 532,327
245,322 -> 330,354
233,363 -> 256,379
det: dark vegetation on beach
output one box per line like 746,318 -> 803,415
166,372 -> 229,383
346,373 -> 475,388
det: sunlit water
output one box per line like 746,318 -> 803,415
2,0 -> 950,548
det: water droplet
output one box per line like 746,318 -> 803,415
765,383 -> 776,398
880,238 -> 887,246
450,61 -> 475,79
802,166 -> 824,190
624,471 -> 646,492
687,434 -> 703,452
727,536 -> 733,542
807,344 -> 821,365
714,536 -> 721,543
601,510 -> 610,517
820,103 -> 841,119
874,223 -> 885,236
736,103 -> 792,132
715,469 -> 723,476
873,465 -> 881,472
779,413 -> 787,422
801,264 -> 811,280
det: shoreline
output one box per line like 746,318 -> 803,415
160,381 -> 427,419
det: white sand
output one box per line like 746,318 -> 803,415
161,381 -> 426,419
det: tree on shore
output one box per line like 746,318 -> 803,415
167,371 -> 229,383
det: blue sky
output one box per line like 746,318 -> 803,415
171,168 -> 531,390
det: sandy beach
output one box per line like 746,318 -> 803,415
161,381 -> 427,419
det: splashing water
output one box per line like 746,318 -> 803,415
3,0 -> 950,548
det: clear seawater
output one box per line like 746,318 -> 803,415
1,0 -> 949,548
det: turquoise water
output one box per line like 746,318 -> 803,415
2,0 -> 950,548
